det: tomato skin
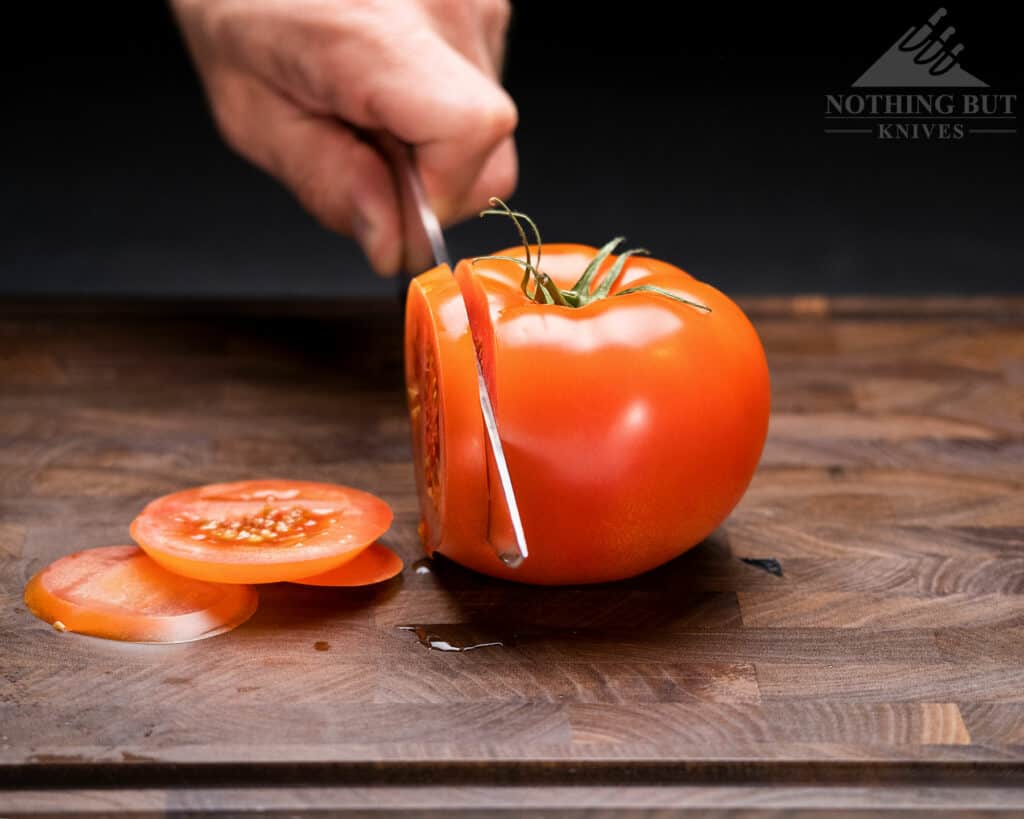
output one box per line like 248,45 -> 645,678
406,246 -> 770,585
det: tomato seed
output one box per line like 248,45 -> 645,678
190,505 -> 329,545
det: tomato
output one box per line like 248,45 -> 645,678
292,542 -> 403,586
23,545 -> 258,643
404,204 -> 770,585
130,479 -> 392,584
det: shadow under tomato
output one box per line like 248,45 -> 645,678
396,529 -> 781,654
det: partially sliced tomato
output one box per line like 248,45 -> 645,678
291,542 -> 403,587
130,479 -> 393,584
405,243 -> 770,585
24,545 -> 258,643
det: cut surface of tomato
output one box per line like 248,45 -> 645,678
291,542 -> 403,587
23,545 -> 258,643
130,479 -> 393,584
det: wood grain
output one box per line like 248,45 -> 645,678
1,297 -> 1022,812
7,783 -> 1024,816
568,702 -> 971,746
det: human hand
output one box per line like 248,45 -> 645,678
171,0 -> 518,275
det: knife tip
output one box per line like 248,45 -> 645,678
499,551 -> 525,569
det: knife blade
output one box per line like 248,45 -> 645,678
378,135 -> 528,568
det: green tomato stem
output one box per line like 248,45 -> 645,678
471,198 -> 711,313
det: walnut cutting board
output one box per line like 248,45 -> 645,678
1,297 -> 1022,814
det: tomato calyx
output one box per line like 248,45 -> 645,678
472,198 -> 711,313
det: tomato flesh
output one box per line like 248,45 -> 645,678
405,269 -> 489,564
291,542 -> 403,587
177,504 -> 333,546
24,545 -> 258,643
130,479 -> 393,584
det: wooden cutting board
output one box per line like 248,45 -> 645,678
2,297 -> 1022,815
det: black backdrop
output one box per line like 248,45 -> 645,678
2,2 -> 1021,296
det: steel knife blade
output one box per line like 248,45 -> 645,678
379,135 -> 528,568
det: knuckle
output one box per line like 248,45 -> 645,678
492,161 -> 518,201
295,140 -> 381,238
445,92 -> 516,160
476,92 -> 518,144
481,0 -> 511,30
309,197 -> 350,237
294,168 -> 349,235
208,93 -> 251,160
484,149 -> 517,202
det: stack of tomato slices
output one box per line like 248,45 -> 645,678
24,480 -> 398,644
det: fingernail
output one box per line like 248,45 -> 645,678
354,208 -> 399,278
353,209 -> 375,255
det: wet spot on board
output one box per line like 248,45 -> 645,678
398,624 -> 510,652
740,557 -> 784,577
314,640 -> 330,652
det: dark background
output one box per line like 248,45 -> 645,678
2,2 -> 1020,297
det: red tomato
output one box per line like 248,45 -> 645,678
130,480 -> 392,584
291,542 -> 403,587
23,545 -> 258,643
405,211 -> 769,585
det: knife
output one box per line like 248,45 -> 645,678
376,135 -> 528,569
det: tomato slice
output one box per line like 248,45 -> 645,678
291,542 -> 403,587
23,545 -> 258,643
130,479 -> 393,584
404,266 -> 490,562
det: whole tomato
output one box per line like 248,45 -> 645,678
404,201 -> 770,585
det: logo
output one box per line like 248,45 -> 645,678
824,8 -> 1017,140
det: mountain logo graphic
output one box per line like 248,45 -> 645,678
854,8 -> 987,87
